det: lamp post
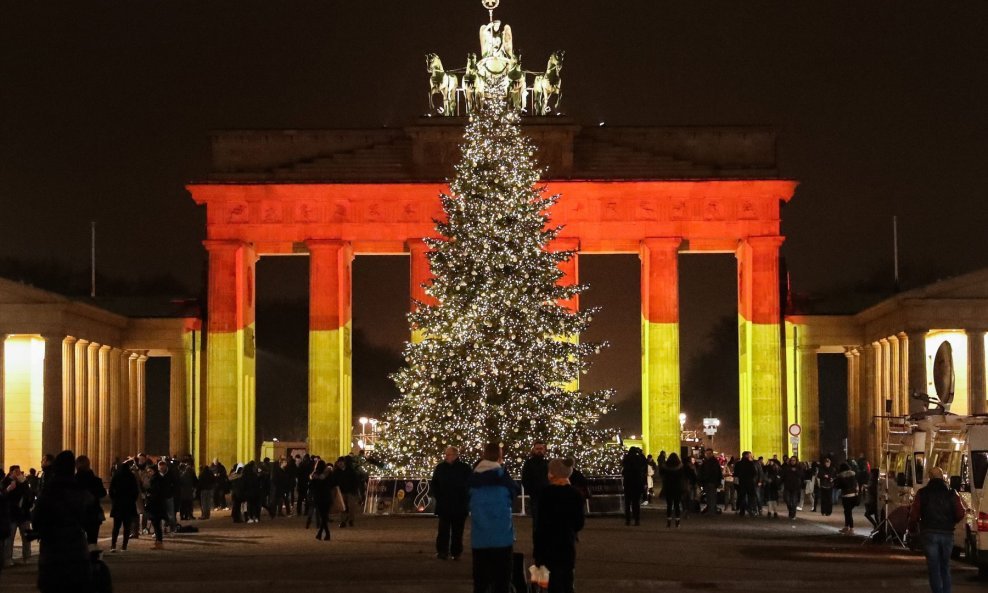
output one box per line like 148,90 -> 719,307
703,417 -> 720,451
679,413 -> 687,440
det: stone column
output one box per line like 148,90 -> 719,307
407,239 -> 437,344
879,338 -> 891,418
128,354 -> 139,454
797,345 -> 820,462
969,330 -> 987,415
737,236 -> 785,457
0,335 -> 5,466
640,238 -> 681,457
898,333 -> 910,417
169,349 -> 189,456
108,349 -> 122,465
41,335 -> 65,457
74,339 -> 89,454
136,354 -> 147,454
870,342 -> 883,465
307,240 -> 353,459
97,345 -> 111,474
61,337 -> 76,451
846,348 -> 863,457
86,341 -> 100,458
907,330 -> 929,413
117,351 -> 131,456
204,239 -> 257,465
889,335 -> 901,416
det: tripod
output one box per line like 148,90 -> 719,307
866,478 -> 906,548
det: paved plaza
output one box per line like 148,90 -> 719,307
2,507 -> 984,592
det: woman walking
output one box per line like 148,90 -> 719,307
660,453 -> 686,528
836,462 -> 859,534
109,462 -> 139,552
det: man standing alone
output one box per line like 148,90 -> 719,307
470,442 -> 520,593
909,467 -> 964,593
521,442 -> 549,524
431,446 -> 471,560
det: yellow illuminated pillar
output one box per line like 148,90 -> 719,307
737,236 -> 785,457
0,334 -> 5,464
3,335 -> 46,473
640,238 -> 681,457
204,240 -> 257,465
307,240 -> 353,459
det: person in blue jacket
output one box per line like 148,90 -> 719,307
469,442 -> 520,593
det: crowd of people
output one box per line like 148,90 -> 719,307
0,446 -> 373,592
620,447 -> 878,535
0,441 -> 967,593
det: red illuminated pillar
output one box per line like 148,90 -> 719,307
408,239 -> 436,343
555,237 -> 580,314
640,237 -> 681,457
737,235 -> 785,457
307,240 -> 353,459
204,239 -> 256,465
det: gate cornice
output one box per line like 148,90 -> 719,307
187,179 -> 797,255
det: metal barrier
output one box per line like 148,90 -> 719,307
365,476 -> 626,516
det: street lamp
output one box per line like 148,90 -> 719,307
703,417 -> 720,451
679,413 -> 687,432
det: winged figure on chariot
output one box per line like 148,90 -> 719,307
426,0 -> 563,117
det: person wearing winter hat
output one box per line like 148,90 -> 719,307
533,458 -> 585,593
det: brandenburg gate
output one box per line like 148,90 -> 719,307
187,7 -> 798,464
188,124 -> 796,464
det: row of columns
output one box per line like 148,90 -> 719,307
60,337 -> 148,475
203,234 -> 786,464
845,329 -> 988,465
0,334 -> 148,476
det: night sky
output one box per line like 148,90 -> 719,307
3,2 -> 988,452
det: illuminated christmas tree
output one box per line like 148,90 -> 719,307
380,85 -> 616,475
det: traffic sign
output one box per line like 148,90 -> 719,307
788,423 -> 801,437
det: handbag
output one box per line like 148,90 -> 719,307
331,486 -> 346,514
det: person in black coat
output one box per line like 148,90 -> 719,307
197,465 -> 216,520
817,458 -> 836,516
146,461 -> 172,548
780,455 -> 803,520
32,451 -> 97,593
0,488 -> 10,577
74,455 -> 106,546
431,446 -> 472,560
660,453 -> 686,528
309,461 -> 335,541
733,452 -> 758,518
534,458 -> 585,593
621,447 -> 647,526
521,442 -> 550,524
109,462 -> 139,552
